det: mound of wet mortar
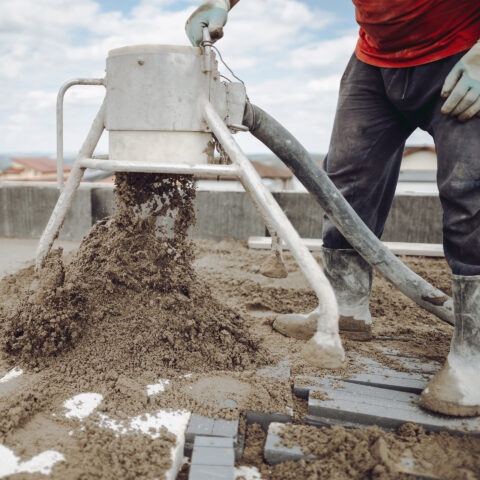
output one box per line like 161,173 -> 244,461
1,173 -> 266,374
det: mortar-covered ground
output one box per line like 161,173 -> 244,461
1,238 -> 479,479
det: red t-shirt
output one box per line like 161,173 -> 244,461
354,0 -> 480,67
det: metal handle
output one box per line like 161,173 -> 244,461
56,78 -> 105,189
201,27 -> 212,73
202,26 -> 212,43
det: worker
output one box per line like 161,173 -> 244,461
185,1 -> 480,417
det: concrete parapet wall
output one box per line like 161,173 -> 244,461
384,194 -> 443,244
0,182 -> 92,241
0,182 -> 443,244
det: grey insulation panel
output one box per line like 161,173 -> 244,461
306,380 -> 480,437
188,465 -> 234,480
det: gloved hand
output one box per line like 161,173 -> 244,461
185,0 -> 230,47
441,40 -> 480,122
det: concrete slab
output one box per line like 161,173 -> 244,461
264,423 -> 317,465
185,415 -> 215,443
246,410 -> 293,432
191,446 -> 235,467
380,349 -> 441,375
185,415 -> 239,443
352,352 -> 441,376
184,414 -> 242,460
189,435 -> 235,480
189,465 -> 234,480
305,379 -> 480,436
294,362 -> 430,399
185,436 -> 244,463
212,419 -> 238,438
341,372 -> 428,395
194,437 -> 234,448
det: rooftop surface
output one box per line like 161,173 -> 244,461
0,238 -> 79,280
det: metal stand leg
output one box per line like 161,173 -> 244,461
36,101 -> 106,269
203,100 -> 345,365
257,216 -> 287,279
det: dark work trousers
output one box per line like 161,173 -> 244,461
322,51 -> 480,276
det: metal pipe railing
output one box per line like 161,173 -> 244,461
78,159 -> 240,176
56,78 -> 105,190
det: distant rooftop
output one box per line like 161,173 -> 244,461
11,157 -> 71,174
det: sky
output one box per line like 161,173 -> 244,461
0,0 -> 432,155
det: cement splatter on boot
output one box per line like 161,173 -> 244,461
273,248 -> 374,342
273,311 -> 316,340
260,252 -> 288,279
322,247 -> 373,341
420,274 -> 480,417
301,330 -> 345,369
338,316 -> 372,341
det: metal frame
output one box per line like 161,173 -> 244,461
56,78 -> 105,189
36,95 -> 343,349
37,35 -> 346,357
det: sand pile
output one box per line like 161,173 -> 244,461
1,173 -> 265,375
0,174 -> 272,479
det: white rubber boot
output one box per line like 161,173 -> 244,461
419,274 -> 480,417
273,248 -> 373,341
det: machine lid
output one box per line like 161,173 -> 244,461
108,44 -> 200,58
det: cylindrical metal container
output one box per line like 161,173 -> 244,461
106,44 -> 227,165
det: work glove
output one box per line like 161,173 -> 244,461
185,0 -> 230,47
441,40 -> 480,122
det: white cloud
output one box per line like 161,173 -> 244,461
283,34 -> 358,70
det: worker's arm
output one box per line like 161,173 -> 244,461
185,1 -> 237,47
441,39 -> 480,121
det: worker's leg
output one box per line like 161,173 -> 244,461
322,55 -> 415,249
274,55 -> 415,341
431,113 -> 480,276
323,56 -> 415,339
377,49 -> 480,276
415,65 -> 480,416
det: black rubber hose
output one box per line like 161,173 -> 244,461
243,103 -> 454,326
